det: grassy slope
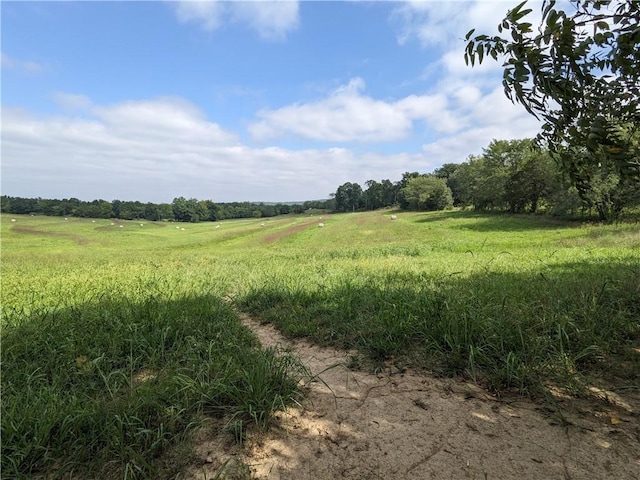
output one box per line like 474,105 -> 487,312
2,211 -> 639,477
1,216 -> 308,479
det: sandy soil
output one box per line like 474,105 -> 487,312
186,315 -> 639,480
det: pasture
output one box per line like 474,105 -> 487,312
1,211 -> 639,478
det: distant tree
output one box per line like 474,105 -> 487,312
504,150 -> 555,213
303,199 -> 334,211
547,183 -> 584,217
363,180 -> 384,210
117,201 -> 145,220
291,204 -> 306,214
172,197 -> 207,222
277,204 -> 291,215
471,141 -> 511,210
259,204 -> 277,218
434,163 -> 463,206
380,179 -> 398,207
396,172 -> 422,209
449,158 -> 478,208
447,139 -> 556,213
334,182 -> 363,212
157,203 -> 175,221
400,176 -> 453,211
144,202 -> 163,221
4,196 -> 38,214
198,200 -> 219,221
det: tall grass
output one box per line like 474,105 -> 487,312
237,260 -> 639,394
2,289 -> 307,478
2,211 -> 639,477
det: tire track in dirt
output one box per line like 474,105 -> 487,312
187,315 -> 640,480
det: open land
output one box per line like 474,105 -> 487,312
1,211 -> 639,479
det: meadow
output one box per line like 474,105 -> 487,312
2,211 -> 639,478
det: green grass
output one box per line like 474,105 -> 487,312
2,211 -> 639,478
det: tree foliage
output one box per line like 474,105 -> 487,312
334,182 -> 364,212
465,0 -> 640,198
451,139 -> 557,213
400,176 -> 454,211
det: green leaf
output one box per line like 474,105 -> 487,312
542,0 -> 557,19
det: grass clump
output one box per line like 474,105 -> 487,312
238,254 -> 639,397
1,294 -> 306,479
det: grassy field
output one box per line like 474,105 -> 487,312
2,211 -> 639,478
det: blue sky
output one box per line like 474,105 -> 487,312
2,1 -> 542,203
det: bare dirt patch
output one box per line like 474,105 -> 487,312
186,316 -> 640,480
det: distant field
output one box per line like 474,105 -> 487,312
2,211 -> 639,478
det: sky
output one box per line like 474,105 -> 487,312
1,0 -> 544,204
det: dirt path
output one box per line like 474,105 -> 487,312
187,316 -> 639,480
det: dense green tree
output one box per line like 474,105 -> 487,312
465,0 -> 640,209
277,204 -> 291,215
76,200 -> 113,218
303,199 -> 333,211
449,158 -> 478,208
117,201 -> 145,220
172,197 -> 207,223
473,140 -> 513,210
434,163 -> 464,206
363,180 -> 384,210
505,151 -> 555,213
449,139 -> 557,213
143,202 -> 173,221
396,172 -> 422,209
197,200 -> 218,221
380,179 -> 398,207
400,176 -> 453,211
334,182 -> 363,212
3,196 -> 38,214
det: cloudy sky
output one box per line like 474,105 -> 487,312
2,1 -> 543,203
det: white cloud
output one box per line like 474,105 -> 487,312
392,1 -> 469,48
173,1 -> 225,31
1,52 -> 47,74
421,86 -> 542,164
2,83 -> 543,203
388,1 -> 546,166
392,0 -> 545,49
230,1 -> 299,40
172,0 -> 299,40
1,97 -> 440,203
249,77 -> 458,143
91,97 -> 239,146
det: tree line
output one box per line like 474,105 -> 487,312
3,138 -> 638,222
0,196 -> 332,222
332,138 -> 639,220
